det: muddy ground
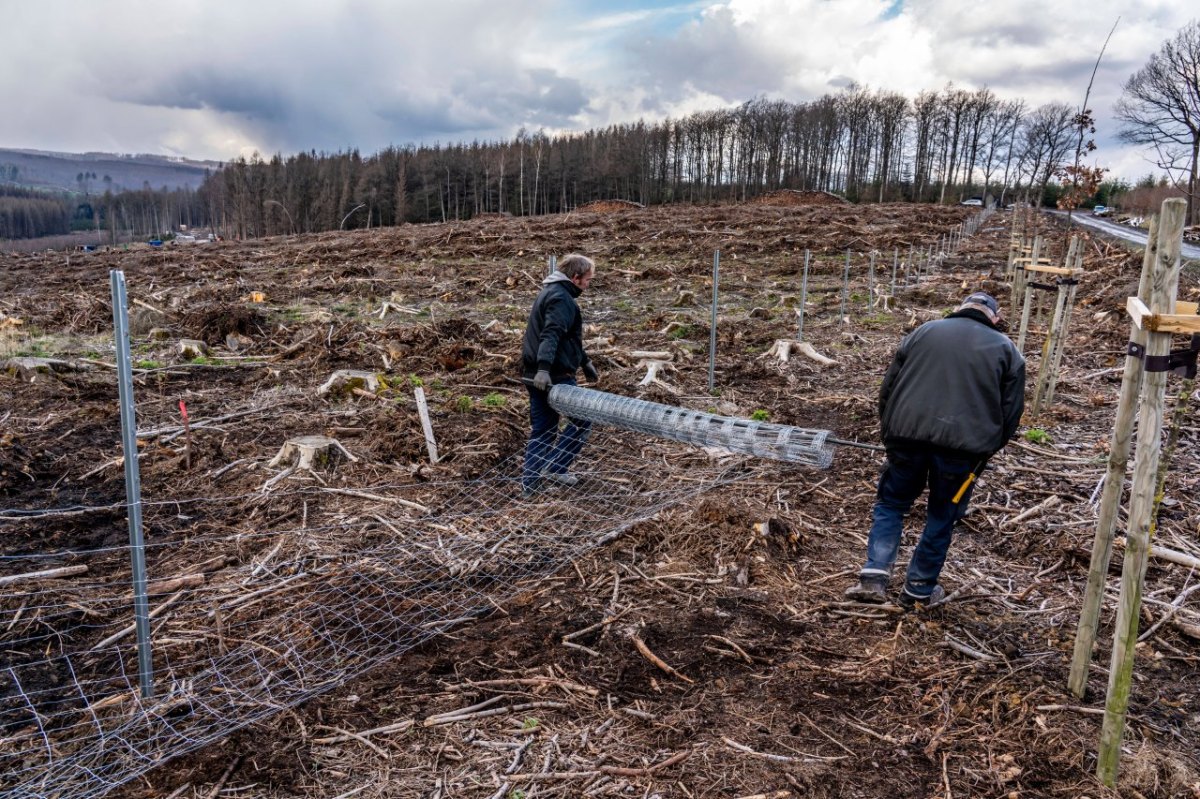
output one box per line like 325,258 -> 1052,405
1,201 -> 1199,798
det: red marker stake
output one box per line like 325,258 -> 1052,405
179,400 -> 192,470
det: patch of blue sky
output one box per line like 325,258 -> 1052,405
880,0 -> 904,21
572,0 -> 708,36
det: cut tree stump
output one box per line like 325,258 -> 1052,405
268,436 -> 359,471
317,370 -> 384,397
637,359 -> 676,388
178,339 -> 208,359
225,332 -> 253,352
4,357 -> 81,381
763,340 -> 837,366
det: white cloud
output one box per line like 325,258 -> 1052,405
0,0 -> 1194,180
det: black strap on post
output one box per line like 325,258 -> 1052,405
1127,337 -> 1200,378
1028,281 -> 1057,292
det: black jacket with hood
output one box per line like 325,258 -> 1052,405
521,271 -> 591,381
878,309 -> 1025,459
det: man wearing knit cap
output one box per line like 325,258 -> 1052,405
520,254 -> 599,497
846,291 -> 1025,609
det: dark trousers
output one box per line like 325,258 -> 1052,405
522,377 -> 591,489
861,445 -> 979,598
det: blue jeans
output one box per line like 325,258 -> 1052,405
861,446 -> 980,598
522,377 -> 592,490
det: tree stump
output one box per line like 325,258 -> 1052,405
763,340 -> 837,366
179,339 -> 208,359
637,359 -> 676,390
267,436 -> 359,471
4,357 -> 79,381
317,370 -> 385,397
225,332 -> 253,352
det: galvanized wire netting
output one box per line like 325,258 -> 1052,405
549,385 -> 833,468
0,430 -> 748,799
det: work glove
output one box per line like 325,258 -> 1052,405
582,361 -> 599,383
532,369 -> 552,392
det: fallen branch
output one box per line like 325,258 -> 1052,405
562,610 -> 630,642
630,633 -> 693,684
722,737 -> 796,762
0,564 -> 88,587
1113,538 -> 1200,570
313,724 -> 391,758
320,487 -> 429,514
1003,495 -> 1060,528
91,590 -> 186,651
423,700 -> 567,727
599,748 -> 692,776
459,677 -> 599,696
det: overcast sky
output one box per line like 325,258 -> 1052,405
1,1 -> 1194,181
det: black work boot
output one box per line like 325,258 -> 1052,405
844,574 -> 890,604
897,584 -> 946,611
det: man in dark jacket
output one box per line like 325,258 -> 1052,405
846,292 -> 1025,608
521,253 -> 599,495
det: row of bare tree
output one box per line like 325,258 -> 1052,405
178,84 -> 1085,239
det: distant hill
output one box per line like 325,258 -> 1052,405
0,148 -> 224,194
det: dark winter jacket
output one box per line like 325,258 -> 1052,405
521,272 -> 590,381
878,309 -> 1025,459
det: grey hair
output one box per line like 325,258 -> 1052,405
557,253 -> 595,279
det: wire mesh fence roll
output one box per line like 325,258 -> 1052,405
548,385 -> 834,468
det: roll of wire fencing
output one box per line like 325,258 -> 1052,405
548,385 -> 834,468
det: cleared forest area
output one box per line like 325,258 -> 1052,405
1,201 -> 1198,799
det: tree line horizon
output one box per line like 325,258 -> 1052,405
4,17 -> 1198,243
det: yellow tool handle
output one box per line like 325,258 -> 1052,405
952,473 -> 977,504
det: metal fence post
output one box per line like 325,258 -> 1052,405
866,251 -> 876,310
890,247 -> 898,298
707,250 -> 719,393
109,270 -> 154,699
839,250 -> 850,321
797,250 -> 810,341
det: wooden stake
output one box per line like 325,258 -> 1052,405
1097,198 -> 1186,786
1069,216 -> 1159,699
414,387 -> 440,464
1032,236 -> 1080,414
1011,235 -> 1039,321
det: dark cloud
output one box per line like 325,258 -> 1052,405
108,69 -> 290,120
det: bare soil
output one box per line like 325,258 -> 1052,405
1,202 -> 1198,798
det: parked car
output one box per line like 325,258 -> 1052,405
960,197 -> 983,207
1093,205 -> 1110,216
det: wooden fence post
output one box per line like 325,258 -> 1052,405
1068,216 -> 1159,698
1032,236 -> 1082,414
1011,235 -> 1039,321
1096,198 -> 1186,786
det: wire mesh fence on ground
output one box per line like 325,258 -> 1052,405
0,430 -> 757,799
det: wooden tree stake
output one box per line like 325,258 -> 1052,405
1032,236 -> 1082,414
1068,215 -> 1159,699
1097,198 -> 1186,786
414,387 -> 440,464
